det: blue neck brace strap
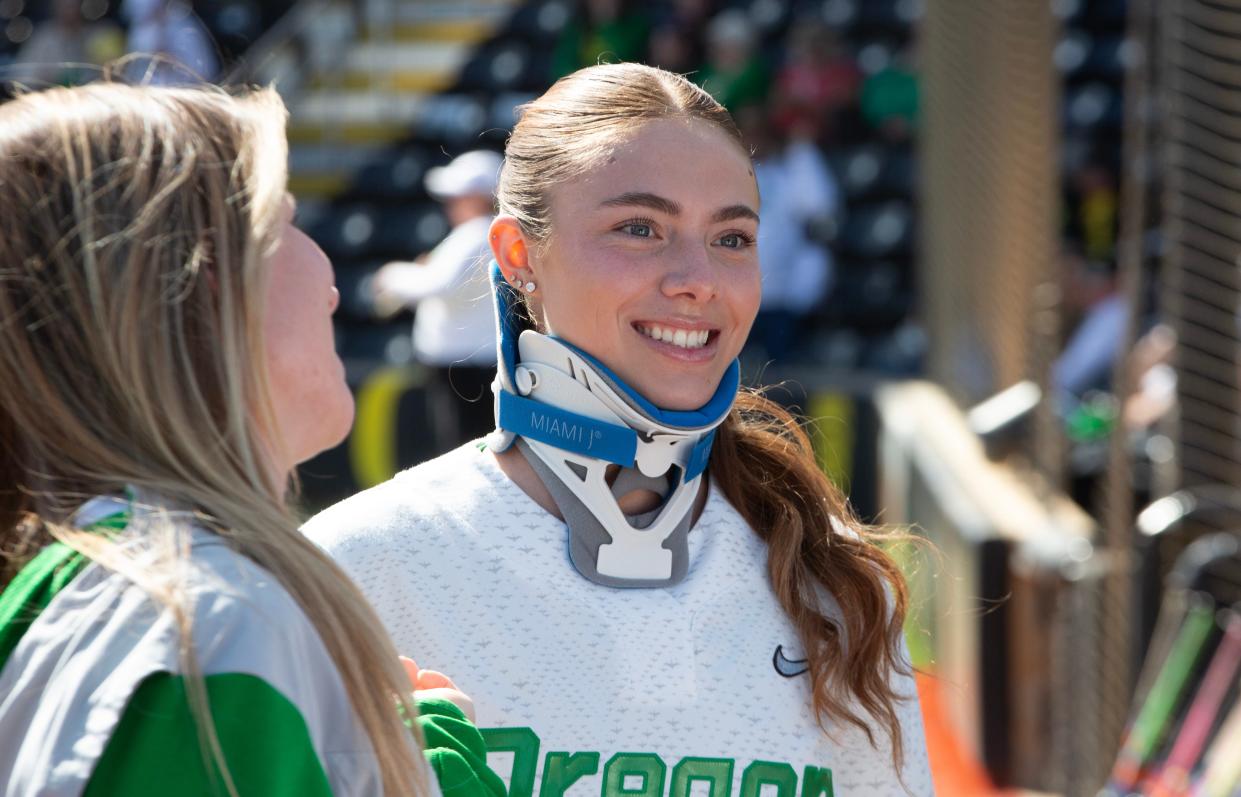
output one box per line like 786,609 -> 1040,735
486,260 -> 739,482
485,260 -> 740,588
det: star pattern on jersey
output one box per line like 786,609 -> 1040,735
305,444 -> 934,796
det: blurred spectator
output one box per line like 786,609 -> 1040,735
739,107 -> 839,362
1053,244 -> 1127,404
11,0 -> 123,87
771,19 -> 860,141
552,0 -> 649,78
1121,323 -> 1176,432
1068,162 -> 1118,262
648,0 -> 715,73
647,22 -> 698,75
122,0 -> 219,84
860,47 -> 919,141
371,150 -> 500,450
658,0 -> 716,30
696,10 -> 769,112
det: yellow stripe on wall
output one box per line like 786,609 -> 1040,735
349,365 -> 425,489
808,392 -> 854,491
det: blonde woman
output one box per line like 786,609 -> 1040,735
0,83 -> 501,797
307,63 -> 933,795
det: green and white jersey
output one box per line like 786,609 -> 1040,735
0,493 -> 503,797
304,444 -> 934,797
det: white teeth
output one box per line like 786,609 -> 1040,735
639,324 -> 711,349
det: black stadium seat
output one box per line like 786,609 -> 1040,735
1064,82 -> 1122,131
351,148 -> 431,202
821,0 -> 860,32
835,144 -> 917,203
309,203 -> 446,261
1082,35 -> 1129,80
334,318 -> 416,367
501,0 -> 571,43
458,40 -> 539,93
332,260 -> 389,323
824,259 -> 913,330
837,200 -> 915,260
412,94 -> 490,144
852,0 -> 921,37
309,205 -> 379,260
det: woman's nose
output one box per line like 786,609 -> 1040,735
660,239 -> 718,303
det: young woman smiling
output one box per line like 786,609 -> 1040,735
306,63 -> 932,796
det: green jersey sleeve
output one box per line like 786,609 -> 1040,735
0,542 -> 90,672
417,697 -> 509,797
84,671 -> 335,797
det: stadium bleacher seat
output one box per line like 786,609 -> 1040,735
501,0 -> 570,42
835,144 -> 915,203
351,148 -> 431,201
1064,82 -> 1122,131
334,318 -> 416,367
459,39 -> 536,91
838,199 -> 914,260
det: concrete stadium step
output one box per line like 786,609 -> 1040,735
312,71 -> 454,92
285,0 -> 519,197
368,18 -> 497,43
389,0 -> 514,24
288,144 -> 386,198
306,40 -> 468,93
345,40 -> 469,73
287,90 -> 498,145
293,91 -> 430,128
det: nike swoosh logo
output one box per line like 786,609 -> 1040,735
773,645 -> 809,678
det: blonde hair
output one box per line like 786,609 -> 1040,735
0,83 -> 428,795
499,63 -> 913,766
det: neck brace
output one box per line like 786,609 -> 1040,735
484,261 -> 739,588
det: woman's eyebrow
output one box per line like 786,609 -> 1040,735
712,204 -> 759,223
599,192 -> 759,224
599,192 -> 682,215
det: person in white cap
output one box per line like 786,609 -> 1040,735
371,149 -> 502,451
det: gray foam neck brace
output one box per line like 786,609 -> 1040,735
488,331 -> 733,588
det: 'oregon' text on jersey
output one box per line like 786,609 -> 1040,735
482,728 -> 836,797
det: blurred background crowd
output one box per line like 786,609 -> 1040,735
6,1 -> 1241,795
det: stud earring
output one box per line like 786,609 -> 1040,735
524,281 -> 537,293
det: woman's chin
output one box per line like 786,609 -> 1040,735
635,381 -> 718,412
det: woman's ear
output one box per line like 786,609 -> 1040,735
489,215 -> 531,285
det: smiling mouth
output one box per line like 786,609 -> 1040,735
634,323 -> 717,350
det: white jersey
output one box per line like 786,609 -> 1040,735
304,444 -> 934,797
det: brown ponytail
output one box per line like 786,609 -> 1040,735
711,389 -> 912,766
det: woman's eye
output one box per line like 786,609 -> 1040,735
624,222 -> 653,238
718,232 -> 753,249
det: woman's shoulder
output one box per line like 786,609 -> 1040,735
303,442 -> 506,553
181,534 -> 331,664
0,529 -> 378,797
10,530 -> 338,686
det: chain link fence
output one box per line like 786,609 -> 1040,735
1158,0 -> 1241,501
920,0 -> 1061,420
920,1 -> 1135,793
